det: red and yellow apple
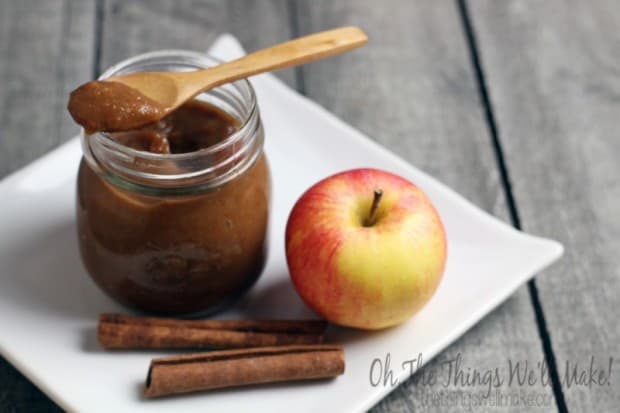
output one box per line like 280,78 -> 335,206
285,168 -> 447,330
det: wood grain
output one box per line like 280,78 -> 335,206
0,1 -> 94,411
293,1 -> 554,412
100,0 -> 296,87
468,1 -> 620,411
0,0 -> 95,178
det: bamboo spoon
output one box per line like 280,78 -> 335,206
68,26 -> 368,133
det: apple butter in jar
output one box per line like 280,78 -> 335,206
76,51 -> 270,315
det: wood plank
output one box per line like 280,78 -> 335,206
294,1 -> 554,412
101,0 -> 296,87
0,0 -> 95,177
0,0 -> 95,411
468,1 -> 620,411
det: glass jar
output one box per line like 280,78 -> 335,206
77,50 -> 270,315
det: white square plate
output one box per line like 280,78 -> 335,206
0,35 -> 563,413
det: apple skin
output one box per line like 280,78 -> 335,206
285,168 -> 447,330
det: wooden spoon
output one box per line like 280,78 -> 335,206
68,26 -> 368,133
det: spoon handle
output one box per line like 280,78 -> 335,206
197,26 -> 368,89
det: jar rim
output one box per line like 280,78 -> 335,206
81,49 -> 264,194
93,49 -> 258,161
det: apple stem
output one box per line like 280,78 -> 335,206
364,189 -> 383,227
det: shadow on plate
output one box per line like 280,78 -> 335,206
231,275 -> 316,319
1,219 -> 118,318
232,275 -> 391,346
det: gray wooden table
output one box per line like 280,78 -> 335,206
1,1 -> 618,412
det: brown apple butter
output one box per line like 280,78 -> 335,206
68,81 -> 167,133
77,99 -> 270,315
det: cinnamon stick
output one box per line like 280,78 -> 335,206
98,313 -> 327,349
144,344 -> 345,397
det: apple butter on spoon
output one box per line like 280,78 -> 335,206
68,81 -> 167,135
67,26 -> 368,134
